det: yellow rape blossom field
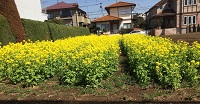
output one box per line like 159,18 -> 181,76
0,34 -> 200,90
0,35 -> 121,87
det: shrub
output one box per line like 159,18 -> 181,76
103,28 -> 108,34
0,16 -> 90,46
45,19 -> 65,25
48,22 -> 90,40
197,24 -> 200,32
21,19 -> 51,42
0,14 -> 16,46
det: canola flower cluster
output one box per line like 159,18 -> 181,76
0,35 -> 121,87
0,33 -> 200,89
122,34 -> 200,89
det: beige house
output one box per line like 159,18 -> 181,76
145,0 -> 200,35
93,2 -> 136,34
45,1 -> 90,27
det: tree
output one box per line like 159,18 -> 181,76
119,27 -> 126,36
197,24 -> 200,32
150,18 -> 163,29
143,19 -> 151,30
103,28 -> 108,34
96,27 -> 100,35
133,17 -> 144,28
0,0 -> 26,42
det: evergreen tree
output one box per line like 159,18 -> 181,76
197,24 -> 200,32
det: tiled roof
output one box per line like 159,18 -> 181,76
105,1 -> 136,9
46,1 -> 78,10
154,9 -> 176,17
145,0 -> 165,14
92,15 -> 122,22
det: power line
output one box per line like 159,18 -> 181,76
100,2 -> 104,16
79,3 -> 100,7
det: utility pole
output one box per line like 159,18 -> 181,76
100,2 -> 104,16
41,1 -> 47,13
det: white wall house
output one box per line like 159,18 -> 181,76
14,0 -> 47,21
93,1 -> 136,34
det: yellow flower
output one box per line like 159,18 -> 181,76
191,60 -> 195,63
25,62 -> 31,65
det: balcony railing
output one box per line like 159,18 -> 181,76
78,16 -> 85,22
84,18 -> 91,24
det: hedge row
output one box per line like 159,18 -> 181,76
0,15 -> 16,46
0,15 -> 90,46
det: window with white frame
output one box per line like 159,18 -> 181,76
193,15 -> 196,24
188,16 -> 192,24
194,0 -> 197,4
185,0 -> 188,5
183,15 -> 196,25
184,16 -> 187,25
184,0 -> 197,5
189,0 -> 192,5
123,23 -> 131,29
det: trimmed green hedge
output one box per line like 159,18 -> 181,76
22,19 -> 51,41
0,15 -> 16,46
0,15 -> 90,46
47,22 -> 90,40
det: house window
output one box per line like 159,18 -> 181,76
168,3 -> 172,8
193,15 -> 196,24
185,0 -> 197,5
189,0 -> 192,5
123,23 -> 131,29
185,0 -> 188,5
48,14 -> 54,19
188,16 -> 192,24
101,24 -> 110,31
160,6 -> 163,9
193,0 -> 197,4
183,15 -> 196,25
184,16 -> 187,25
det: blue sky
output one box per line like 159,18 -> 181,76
41,0 -> 159,20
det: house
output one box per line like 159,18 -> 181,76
145,0 -> 200,35
45,1 -> 91,27
14,0 -> 47,21
92,1 -> 136,34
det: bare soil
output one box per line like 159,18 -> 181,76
160,32 -> 200,44
1,34 -> 200,104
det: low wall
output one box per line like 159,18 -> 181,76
151,28 -> 177,36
